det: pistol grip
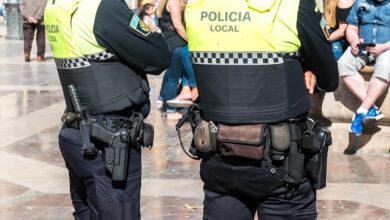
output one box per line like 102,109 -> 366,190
91,124 -> 115,144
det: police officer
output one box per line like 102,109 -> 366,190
45,0 -> 170,219
184,0 -> 338,219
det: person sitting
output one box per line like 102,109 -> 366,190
338,0 -> 390,136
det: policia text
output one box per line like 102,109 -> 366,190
200,11 -> 251,32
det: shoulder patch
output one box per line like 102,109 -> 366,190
130,15 -> 151,37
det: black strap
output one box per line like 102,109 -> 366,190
289,123 -> 302,141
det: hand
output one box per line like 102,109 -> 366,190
31,18 -> 38,23
148,23 -> 157,32
351,38 -> 364,55
366,44 -> 388,57
304,70 -> 317,94
27,16 -> 37,23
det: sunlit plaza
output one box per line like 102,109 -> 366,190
1,9 -> 390,219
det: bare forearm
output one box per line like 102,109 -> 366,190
328,28 -> 345,42
346,25 -> 359,44
329,22 -> 348,42
174,25 -> 187,41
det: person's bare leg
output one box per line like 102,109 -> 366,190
191,87 -> 198,101
361,77 -> 389,110
167,112 -> 183,120
176,86 -> 192,100
343,74 -> 368,102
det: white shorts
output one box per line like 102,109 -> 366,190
338,46 -> 390,82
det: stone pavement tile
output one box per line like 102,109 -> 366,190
141,196 -> 203,220
16,193 -> 72,208
5,126 -> 65,168
142,119 -> 198,180
327,153 -> 390,184
0,190 -> 73,220
142,151 -> 200,179
142,158 -> 200,180
140,197 -> 390,220
317,200 -> 390,220
385,157 -> 390,184
0,63 -> 58,85
0,206 -> 73,220
0,91 -> 12,96
0,179 -> 29,197
0,90 -> 63,123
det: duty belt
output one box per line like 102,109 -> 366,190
191,51 -> 300,65
62,110 -> 137,133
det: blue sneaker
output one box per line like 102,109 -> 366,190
349,113 -> 364,136
365,107 -> 384,120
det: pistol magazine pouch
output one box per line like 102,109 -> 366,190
217,124 -> 266,160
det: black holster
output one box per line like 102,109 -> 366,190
64,111 -> 152,182
270,120 -> 331,190
90,112 -> 145,182
269,122 -> 305,186
302,127 -> 331,189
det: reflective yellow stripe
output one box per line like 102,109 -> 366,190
185,0 -> 301,52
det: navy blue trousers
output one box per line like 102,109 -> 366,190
200,154 -> 317,220
58,125 -> 141,220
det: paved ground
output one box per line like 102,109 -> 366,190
0,23 -> 389,220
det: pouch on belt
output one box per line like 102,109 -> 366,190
270,123 -> 290,160
217,124 -> 266,160
193,120 -> 217,153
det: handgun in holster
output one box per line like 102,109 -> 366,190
90,112 -> 144,182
